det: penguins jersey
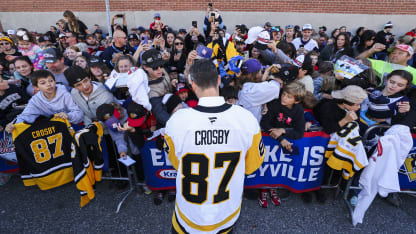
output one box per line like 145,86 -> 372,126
164,97 -> 265,234
73,122 -> 104,207
12,116 -> 76,190
324,121 -> 368,179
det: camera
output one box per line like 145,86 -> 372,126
192,21 -> 198,28
208,2 -> 213,7
116,14 -> 124,18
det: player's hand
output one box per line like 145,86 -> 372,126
344,111 -> 358,122
269,128 -> 285,139
280,139 -> 292,152
398,101 -> 410,113
56,112 -> 68,119
5,123 -> 15,133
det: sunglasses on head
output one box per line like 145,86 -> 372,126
152,65 -> 163,70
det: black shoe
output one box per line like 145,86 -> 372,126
314,190 -> 326,204
278,189 -> 291,200
385,193 -> 401,207
301,192 -> 313,204
153,192 -> 164,205
243,189 -> 259,200
167,190 -> 176,202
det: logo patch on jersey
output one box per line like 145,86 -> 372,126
259,139 -> 265,156
401,153 -> 416,182
208,117 -> 217,124
155,169 -> 177,179
163,139 -> 169,154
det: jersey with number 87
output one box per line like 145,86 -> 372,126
165,100 -> 264,233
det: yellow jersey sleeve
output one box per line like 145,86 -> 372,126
164,133 -> 179,170
245,131 -> 265,175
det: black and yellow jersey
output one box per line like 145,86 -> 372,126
12,115 -> 76,190
73,122 -> 104,207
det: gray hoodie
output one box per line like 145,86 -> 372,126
16,84 -> 83,124
71,81 -> 129,154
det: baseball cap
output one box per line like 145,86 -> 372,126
154,13 -> 161,18
387,44 -> 414,55
319,26 -> 327,31
7,29 -> 15,35
127,102 -> 147,127
88,56 -> 104,67
175,82 -> 189,95
241,59 -> 262,75
166,66 -> 178,73
64,65 -> 89,87
162,94 -> 183,114
245,26 -> 264,45
136,26 -> 145,33
254,30 -> 270,50
264,22 -> 272,27
43,47 -> 63,63
179,28 -> 187,34
59,34 -> 66,39
96,104 -> 121,131
271,64 -> 299,83
331,85 -> 368,104
141,49 -> 166,69
128,34 -> 138,40
38,35 -> 53,43
302,24 -> 313,31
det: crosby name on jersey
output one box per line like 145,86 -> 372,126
195,129 -> 230,145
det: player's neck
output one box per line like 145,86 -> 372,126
195,88 -> 219,98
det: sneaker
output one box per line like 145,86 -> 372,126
385,193 -> 401,207
301,192 -> 313,204
153,192 -> 164,205
350,195 -> 358,207
0,172 -> 13,186
314,190 -> 327,204
258,189 -> 268,208
168,189 -> 176,202
269,189 -> 281,206
142,185 -> 152,195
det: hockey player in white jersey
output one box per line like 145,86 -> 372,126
164,59 -> 265,233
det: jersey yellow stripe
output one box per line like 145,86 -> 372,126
245,131 -> 265,175
165,134 -> 179,170
175,202 -> 240,232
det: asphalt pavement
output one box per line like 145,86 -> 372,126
1,176 -> 415,233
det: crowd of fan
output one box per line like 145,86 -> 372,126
1,8 -> 416,207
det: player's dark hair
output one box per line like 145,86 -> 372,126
189,59 -> 218,89
30,70 -> 55,87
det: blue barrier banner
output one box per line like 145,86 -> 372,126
0,131 -> 19,173
399,134 -> 416,189
141,132 -> 330,192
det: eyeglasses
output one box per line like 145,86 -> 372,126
175,42 -> 183,45
152,65 -> 164,70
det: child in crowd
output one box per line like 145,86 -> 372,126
360,70 -> 412,137
16,30 -> 44,70
259,81 -> 306,207
0,77 -> 30,132
5,70 -> 83,132
220,85 -> 239,104
237,59 -> 281,123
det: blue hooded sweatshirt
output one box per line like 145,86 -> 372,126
16,84 -> 83,124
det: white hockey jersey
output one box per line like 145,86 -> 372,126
164,96 -> 265,233
352,125 -> 412,226
324,121 -> 368,179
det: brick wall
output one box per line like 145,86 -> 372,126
3,0 -> 416,15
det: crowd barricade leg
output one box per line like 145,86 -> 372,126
99,134 -> 140,213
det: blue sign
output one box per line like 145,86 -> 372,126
140,132 -> 331,192
398,135 -> 416,189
